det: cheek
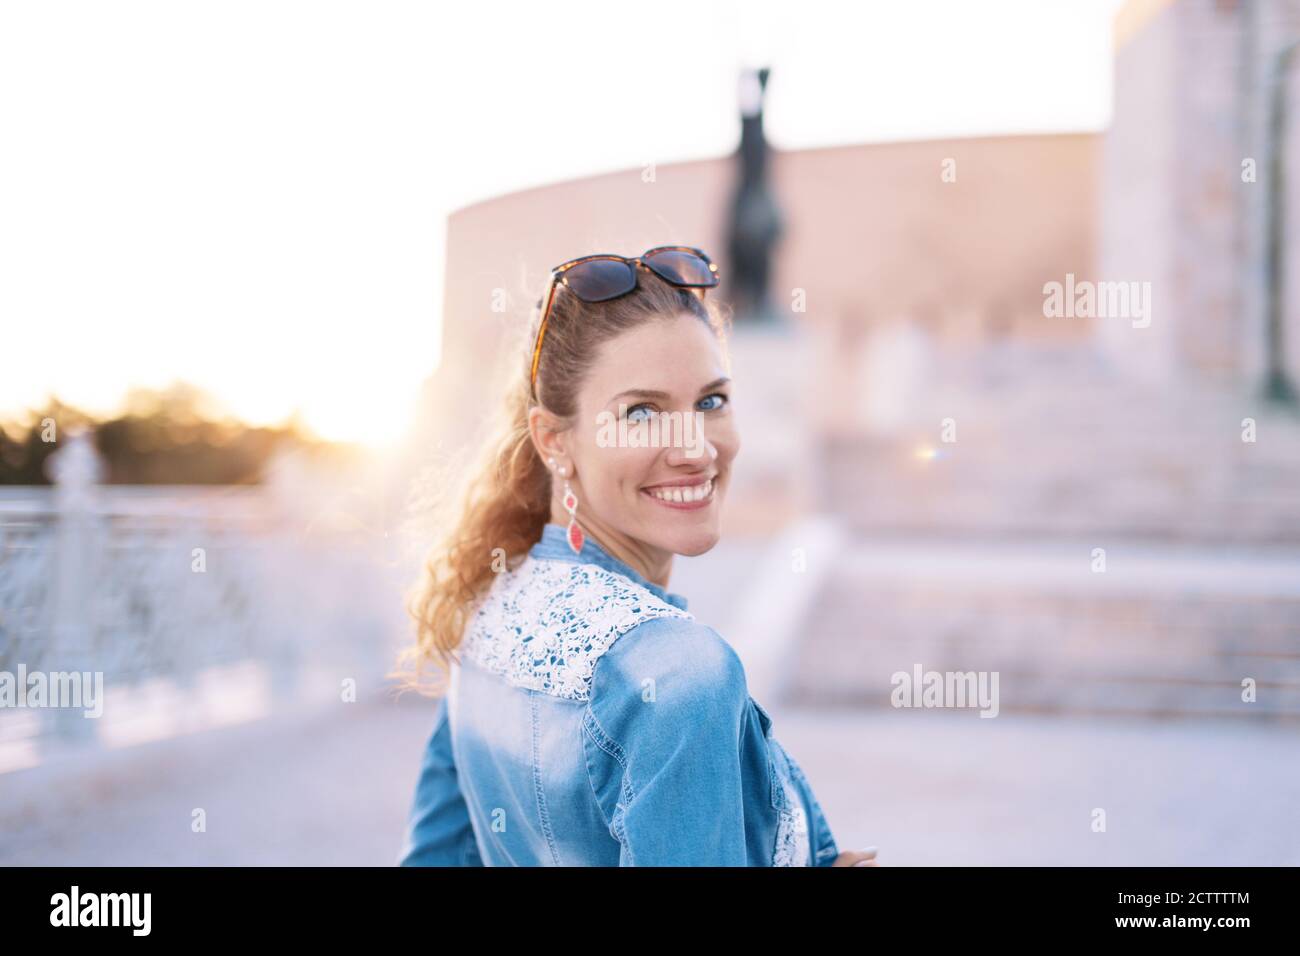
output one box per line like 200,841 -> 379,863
586,447 -> 653,500
710,419 -> 740,465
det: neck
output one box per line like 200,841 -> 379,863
550,503 -> 673,589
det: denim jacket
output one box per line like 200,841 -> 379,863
397,522 -> 840,866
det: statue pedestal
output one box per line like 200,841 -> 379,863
720,317 -> 816,535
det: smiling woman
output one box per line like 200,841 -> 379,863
392,249 -> 873,868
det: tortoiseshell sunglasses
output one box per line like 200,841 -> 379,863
529,245 -> 720,396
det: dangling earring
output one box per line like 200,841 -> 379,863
556,463 -> 584,554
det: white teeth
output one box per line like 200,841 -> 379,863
647,478 -> 713,503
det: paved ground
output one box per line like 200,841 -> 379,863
778,706 -> 1300,866
3,693 -> 1296,865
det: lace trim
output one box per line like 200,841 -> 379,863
460,555 -> 694,701
773,776 -> 811,866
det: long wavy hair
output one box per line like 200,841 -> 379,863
392,265 -> 732,696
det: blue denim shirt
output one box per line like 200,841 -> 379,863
397,522 -> 840,866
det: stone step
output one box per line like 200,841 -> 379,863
823,416 -> 1300,541
789,538 -> 1300,719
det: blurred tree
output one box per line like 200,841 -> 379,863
0,399 -> 94,484
0,383 -> 336,485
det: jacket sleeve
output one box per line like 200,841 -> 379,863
583,616 -> 751,866
396,695 -> 484,866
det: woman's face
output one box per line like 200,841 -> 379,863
565,312 -> 739,561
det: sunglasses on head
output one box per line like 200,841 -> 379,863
529,246 -> 720,396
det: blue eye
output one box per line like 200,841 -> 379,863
626,403 -> 656,424
697,393 -> 728,412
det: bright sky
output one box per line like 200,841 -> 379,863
0,0 -> 1126,446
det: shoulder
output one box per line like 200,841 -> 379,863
460,554 -> 694,701
593,615 -> 745,700
588,615 -> 750,727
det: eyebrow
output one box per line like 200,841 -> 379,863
609,377 -> 731,405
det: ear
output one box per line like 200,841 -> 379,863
527,404 -> 571,473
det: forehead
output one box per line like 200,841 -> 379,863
582,314 -> 726,403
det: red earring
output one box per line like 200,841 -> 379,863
558,464 -> 584,554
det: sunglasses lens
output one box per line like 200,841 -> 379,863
563,259 -> 637,301
643,249 -> 718,287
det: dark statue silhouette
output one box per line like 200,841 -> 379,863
726,67 -> 784,322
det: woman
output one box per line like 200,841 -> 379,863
394,246 -> 878,867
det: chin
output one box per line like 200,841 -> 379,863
674,538 -> 719,558
664,523 -> 721,557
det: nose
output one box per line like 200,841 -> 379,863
662,411 -> 718,467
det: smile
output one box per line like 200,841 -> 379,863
641,477 -> 715,509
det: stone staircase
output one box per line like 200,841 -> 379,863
821,370 -> 1300,545
791,536 -> 1300,719
797,350 -> 1300,719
